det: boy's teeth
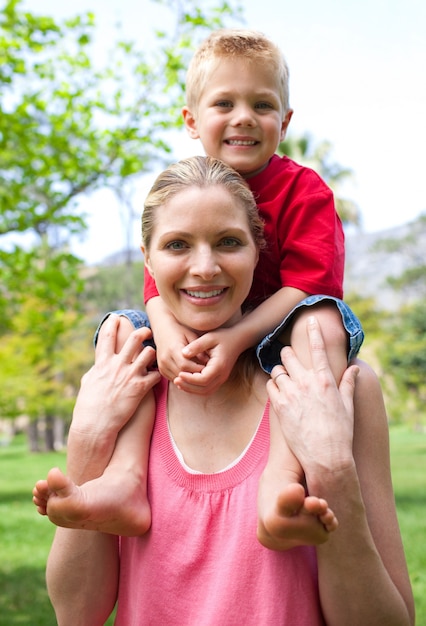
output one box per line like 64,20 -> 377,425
228,140 -> 256,145
186,289 -> 223,298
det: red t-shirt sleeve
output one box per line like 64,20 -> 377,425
144,265 -> 159,304
248,156 -> 344,304
277,182 -> 344,298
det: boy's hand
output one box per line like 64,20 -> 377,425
174,328 -> 242,395
154,323 -> 207,382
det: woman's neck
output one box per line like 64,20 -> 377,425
166,369 -> 268,473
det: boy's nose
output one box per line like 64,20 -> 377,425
232,104 -> 256,127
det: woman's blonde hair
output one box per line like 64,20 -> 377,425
186,28 -> 290,115
142,155 -> 265,252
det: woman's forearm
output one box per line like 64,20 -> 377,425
312,464 -> 413,626
47,528 -> 119,626
268,319 -> 415,626
47,417 -> 121,624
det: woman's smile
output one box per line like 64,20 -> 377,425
182,286 -> 228,304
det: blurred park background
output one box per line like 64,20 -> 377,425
1,0 -> 425,623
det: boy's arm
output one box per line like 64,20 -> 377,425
146,295 -> 210,381
175,286 -> 308,394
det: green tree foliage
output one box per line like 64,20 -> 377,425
0,0 -> 242,445
380,300 -> 426,425
278,133 -> 361,226
1,0 -> 242,242
82,260 -> 145,314
366,214 -> 426,424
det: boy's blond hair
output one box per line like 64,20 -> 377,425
186,28 -> 290,115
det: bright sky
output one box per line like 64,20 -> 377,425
23,0 -> 426,264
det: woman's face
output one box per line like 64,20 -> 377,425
143,185 -> 259,333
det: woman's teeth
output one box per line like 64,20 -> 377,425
185,289 -> 223,298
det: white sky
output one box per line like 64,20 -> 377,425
22,0 -> 426,264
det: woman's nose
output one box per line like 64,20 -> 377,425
190,248 -> 220,279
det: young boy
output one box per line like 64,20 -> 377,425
144,28 -> 362,394
33,30 -> 363,543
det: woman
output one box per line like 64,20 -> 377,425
39,156 -> 414,625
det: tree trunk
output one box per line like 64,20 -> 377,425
44,414 -> 55,451
27,420 -> 40,452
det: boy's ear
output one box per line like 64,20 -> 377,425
182,106 -> 200,139
141,245 -> 154,277
280,109 -> 293,142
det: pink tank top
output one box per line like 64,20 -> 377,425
115,378 -> 324,625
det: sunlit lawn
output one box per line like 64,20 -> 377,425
0,428 -> 424,625
0,436 -> 65,625
389,425 -> 426,623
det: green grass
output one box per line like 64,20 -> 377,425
0,436 -> 65,625
390,425 -> 426,623
0,428 -> 424,625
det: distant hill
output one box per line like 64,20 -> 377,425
344,216 -> 425,310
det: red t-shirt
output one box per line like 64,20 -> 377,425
143,154 -> 344,306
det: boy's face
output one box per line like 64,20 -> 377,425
183,58 -> 292,178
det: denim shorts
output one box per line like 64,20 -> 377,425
94,309 -> 153,348
256,294 -> 364,374
94,295 -> 364,375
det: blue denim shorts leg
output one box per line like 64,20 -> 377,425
256,295 -> 364,374
93,309 -> 154,348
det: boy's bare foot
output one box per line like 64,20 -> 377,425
33,466 -> 151,536
257,482 -> 338,551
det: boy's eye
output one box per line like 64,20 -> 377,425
255,102 -> 274,110
215,100 -> 233,108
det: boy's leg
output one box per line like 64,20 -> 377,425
94,309 -> 153,349
256,295 -> 364,383
34,311 -> 158,536
256,296 -> 362,549
279,301 -> 348,383
257,408 -> 338,551
33,392 -> 155,536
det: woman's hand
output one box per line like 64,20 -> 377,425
267,316 -> 359,477
71,314 -> 161,438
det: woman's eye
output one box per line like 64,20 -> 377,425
166,241 -> 187,251
219,237 -> 240,248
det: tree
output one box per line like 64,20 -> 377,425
0,0 -> 243,446
380,299 -> 426,426
366,214 -> 426,425
1,0 -> 242,246
278,133 -> 361,226
0,242 -> 87,449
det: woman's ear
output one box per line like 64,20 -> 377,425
141,245 -> 154,277
182,106 -> 200,139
